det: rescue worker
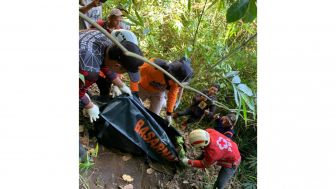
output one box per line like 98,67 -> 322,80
94,8 -> 124,33
213,113 -> 236,138
181,129 -> 241,189
94,29 -> 140,99
79,30 -> 143,122
131,57 -> 193,124
173,84 -> 220,129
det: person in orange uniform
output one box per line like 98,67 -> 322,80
132,57 -> 193,124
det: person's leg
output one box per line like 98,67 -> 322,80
176,108 -> 192,117
138,85 -> 150,102
213,167 -> 236,189
148,92 -> 165,115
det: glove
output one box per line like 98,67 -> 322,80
166,115 -> 172,127
174,100 -> 180,110
120,84 -> 132,96
181,157 -> 190,166
85,104 -> 100,123
204,109 -> 210,115
111,85 -> 122,97
213,113 -> 221,120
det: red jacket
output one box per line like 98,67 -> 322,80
188,128 -> 241,168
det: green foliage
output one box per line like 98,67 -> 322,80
79,144 -> 99,171
226,0 -> 257,23
226,0 -> 249,23
242,0 -> 257,23
102,0 -> 257,187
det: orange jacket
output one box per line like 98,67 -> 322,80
132,58 -> 180,113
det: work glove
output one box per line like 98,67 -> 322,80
213,113 -> 221,120
120,84 -> 132,96
85,104 -> 100,123
166,115 -> 172,127
181,157 -> 190,166
111,85 -> 122,97
204,109 -> 210,115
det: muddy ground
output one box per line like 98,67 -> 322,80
79,85 -> 240,189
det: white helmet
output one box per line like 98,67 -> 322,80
111,29 -> 138,46
188,129 -> 210,148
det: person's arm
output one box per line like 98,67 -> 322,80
111,76 -> 132,96
79,0 -> 100,14
186,151 -> 216,168
166,82 -> 180,114
79,71 -> 98,108
193,89 -> 207,104
111,76 -> 124,88
206,104 -> 216,118
130,81 -> 139,92
174,88 -> 184,110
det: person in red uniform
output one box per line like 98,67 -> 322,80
181,129 -> 241,189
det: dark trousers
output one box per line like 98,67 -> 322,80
95,76 -> 112,96
176,108 -> 199,124
213,166 -> 237,189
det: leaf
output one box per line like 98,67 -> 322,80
146,168 -> 154,174
79,73 -> 85,84
240,93 -> 255,111
237,83 -> 253,96
122,184 -> 134,189
143,28 -> 150,35
233,84 -> 240,108
126,15 -> 140,26
134,8 -> 144,27
232,75 -> 241,84
242,0 -> 257,23
225,71 -> 239,78
188,0 -> 191,12
122,154 -> 132,161
226,0 -> 250,23
241,98 -> 248,126
94,143 -> 99,158
122,174 -> 134,182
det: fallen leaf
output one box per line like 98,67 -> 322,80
122,174 -> 134,182
122,184 -> 133,189
146,168 -> 154,174
183,180 -> 189,184
122,154 -> 132,161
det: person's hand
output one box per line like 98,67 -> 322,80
200,95 -> 207,101
181,157 -> 190,166
111,85 -> 122,97
213,113 -> 221,120
204,109 -> 210,115
84,104 -> 100,123
120,84 -> 132,96
166,115 -> 172,127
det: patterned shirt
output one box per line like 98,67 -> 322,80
79,30 -> 118,106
